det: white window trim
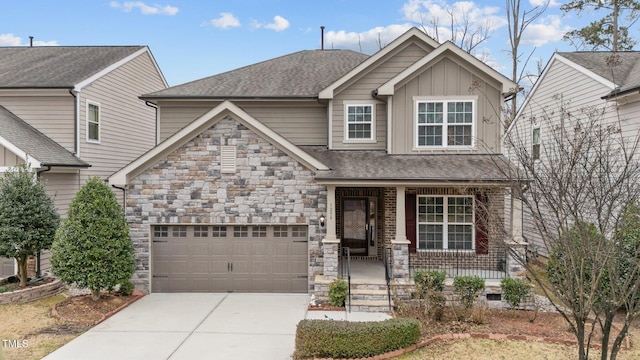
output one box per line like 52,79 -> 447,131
413,96 -> 477,150
86,100 -> 101,144
343,101 -> 376,143
416,195 -> 476,251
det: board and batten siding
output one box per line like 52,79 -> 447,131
157,100 -> 328,146
0,96 -> 75,152
332,42 -> 430,150
391,56 -> 504,154
79,51 -> 166,181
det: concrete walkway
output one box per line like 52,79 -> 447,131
43,293 -> 391,360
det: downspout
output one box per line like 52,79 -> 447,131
111,184 -> 127,210
145,101 -> 159,145
69,89 -> 80,157
35,165 -> 52,278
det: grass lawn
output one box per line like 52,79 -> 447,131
0,295 -> 88,360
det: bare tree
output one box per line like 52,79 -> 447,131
416,8 -> 493,54
505,0 -> 549,128
504,98 -> 640,359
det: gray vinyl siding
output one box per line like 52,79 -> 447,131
0,96 -> 75,152
0,145 -> 23,167
79,51 -> 166,181
157,100 -> 328,146
0,257 -> 15,277
391,56 -> 504,154
332,42 -> 429,150
507,56 -> 616,256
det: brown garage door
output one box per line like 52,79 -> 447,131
151,225 -> 308,293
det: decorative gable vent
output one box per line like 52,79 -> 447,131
220,145 -> 236,174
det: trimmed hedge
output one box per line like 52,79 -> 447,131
294,318 -> 420,359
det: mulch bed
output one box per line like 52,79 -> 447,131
52,292 -> 143,325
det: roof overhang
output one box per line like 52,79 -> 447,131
0,134 -> 42,169
314,179 -> 512,187
377,41 -> 518,97
109,100 -> 329,186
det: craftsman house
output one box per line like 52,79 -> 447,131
109,28 -> 521,307
0,46 -> 167,277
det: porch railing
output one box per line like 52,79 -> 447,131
383,247 -> 392,309
339,247 -> 352,312
409,249 -> 507,280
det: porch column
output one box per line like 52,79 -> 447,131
322,185 -> 340,279
391,186 -> 410,282
507,194 -> 527,278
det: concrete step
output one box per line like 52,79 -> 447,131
348,299 -> 393,313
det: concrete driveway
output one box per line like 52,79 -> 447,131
43,293 -> 310,360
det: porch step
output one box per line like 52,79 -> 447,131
348,299 -> 393,313
350,289 -> 390,301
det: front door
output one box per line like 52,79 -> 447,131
342,198 -> 369,256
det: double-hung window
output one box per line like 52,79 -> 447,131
417,195 -> 474,250
87,101 -> 100,143
344,103 -> 375,142
532,127 -> 541,160
416,99 -> 475,148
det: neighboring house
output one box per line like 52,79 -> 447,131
0,46 -> 168,277
109,27 -> 521,296
506,51 -> 640,256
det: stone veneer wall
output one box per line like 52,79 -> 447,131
125,116 -> 326,292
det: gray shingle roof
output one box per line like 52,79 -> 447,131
301,146 -> 512,182
0,46 -> 144,88
559,52 -> 640,96
0,105 -> 89,167
143,50 -> 369,99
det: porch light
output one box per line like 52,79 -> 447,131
319,215 -> 325,227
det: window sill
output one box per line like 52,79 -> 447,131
343,139 -> 377,144
86,139 -> 101,144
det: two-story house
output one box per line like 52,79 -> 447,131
0,46 -> 168,277
506,51 -> 640,257
109,28 -> 521,301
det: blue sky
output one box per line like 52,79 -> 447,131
1,0 -> 618,86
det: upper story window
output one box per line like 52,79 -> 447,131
344,102 -> 375,142
532,127 -> 541,160
415,98 -> 475,148
87,101 -> 101,143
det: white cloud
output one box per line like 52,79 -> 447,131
400,0 -> 507,43
110,1 -> 179,16
252,15 -> 290,32
522,15 -> 571,46
325,24 -> 413,53
0,34 -> 58,46
529,0 -> 560,7
210,12 -> 240,29
0,34 -> 22,46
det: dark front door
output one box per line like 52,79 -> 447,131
342,198 -> 369,256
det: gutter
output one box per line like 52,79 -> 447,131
111,184 -> 127,210
35,165 -> 52,278
69,89 -> 80,157
144,101 -> 159,145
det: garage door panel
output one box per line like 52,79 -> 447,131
152,225 -> 308,293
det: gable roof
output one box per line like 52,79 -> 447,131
109,101 -> 329,185
0,105 -> 90,168
558,51 -> 640,98
318,27 -> 440,99
142,50 -> 369,99
0,46 -> 167,90
377,41 -> 518,96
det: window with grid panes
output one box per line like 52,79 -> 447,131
172,226 -> 187,237
416,100 -> 474,147
417,196 -> 474,250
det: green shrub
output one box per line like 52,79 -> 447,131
453,275 -> 485,309
294,318 -> 420,359
413,270 -> 446,298
328,278 -> 348,306
500,277 -> 531,308
51,177 -> 135,301
118,280 -> 135,296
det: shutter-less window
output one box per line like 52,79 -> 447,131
221,145 -> 236,173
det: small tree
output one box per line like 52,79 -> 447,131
0,164 -> 59,287
51,177 -> 134,301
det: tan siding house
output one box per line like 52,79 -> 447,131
0,46 -> 167,277
109,28 -> 522,310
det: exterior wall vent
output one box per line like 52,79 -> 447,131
221,145 -> 236,173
